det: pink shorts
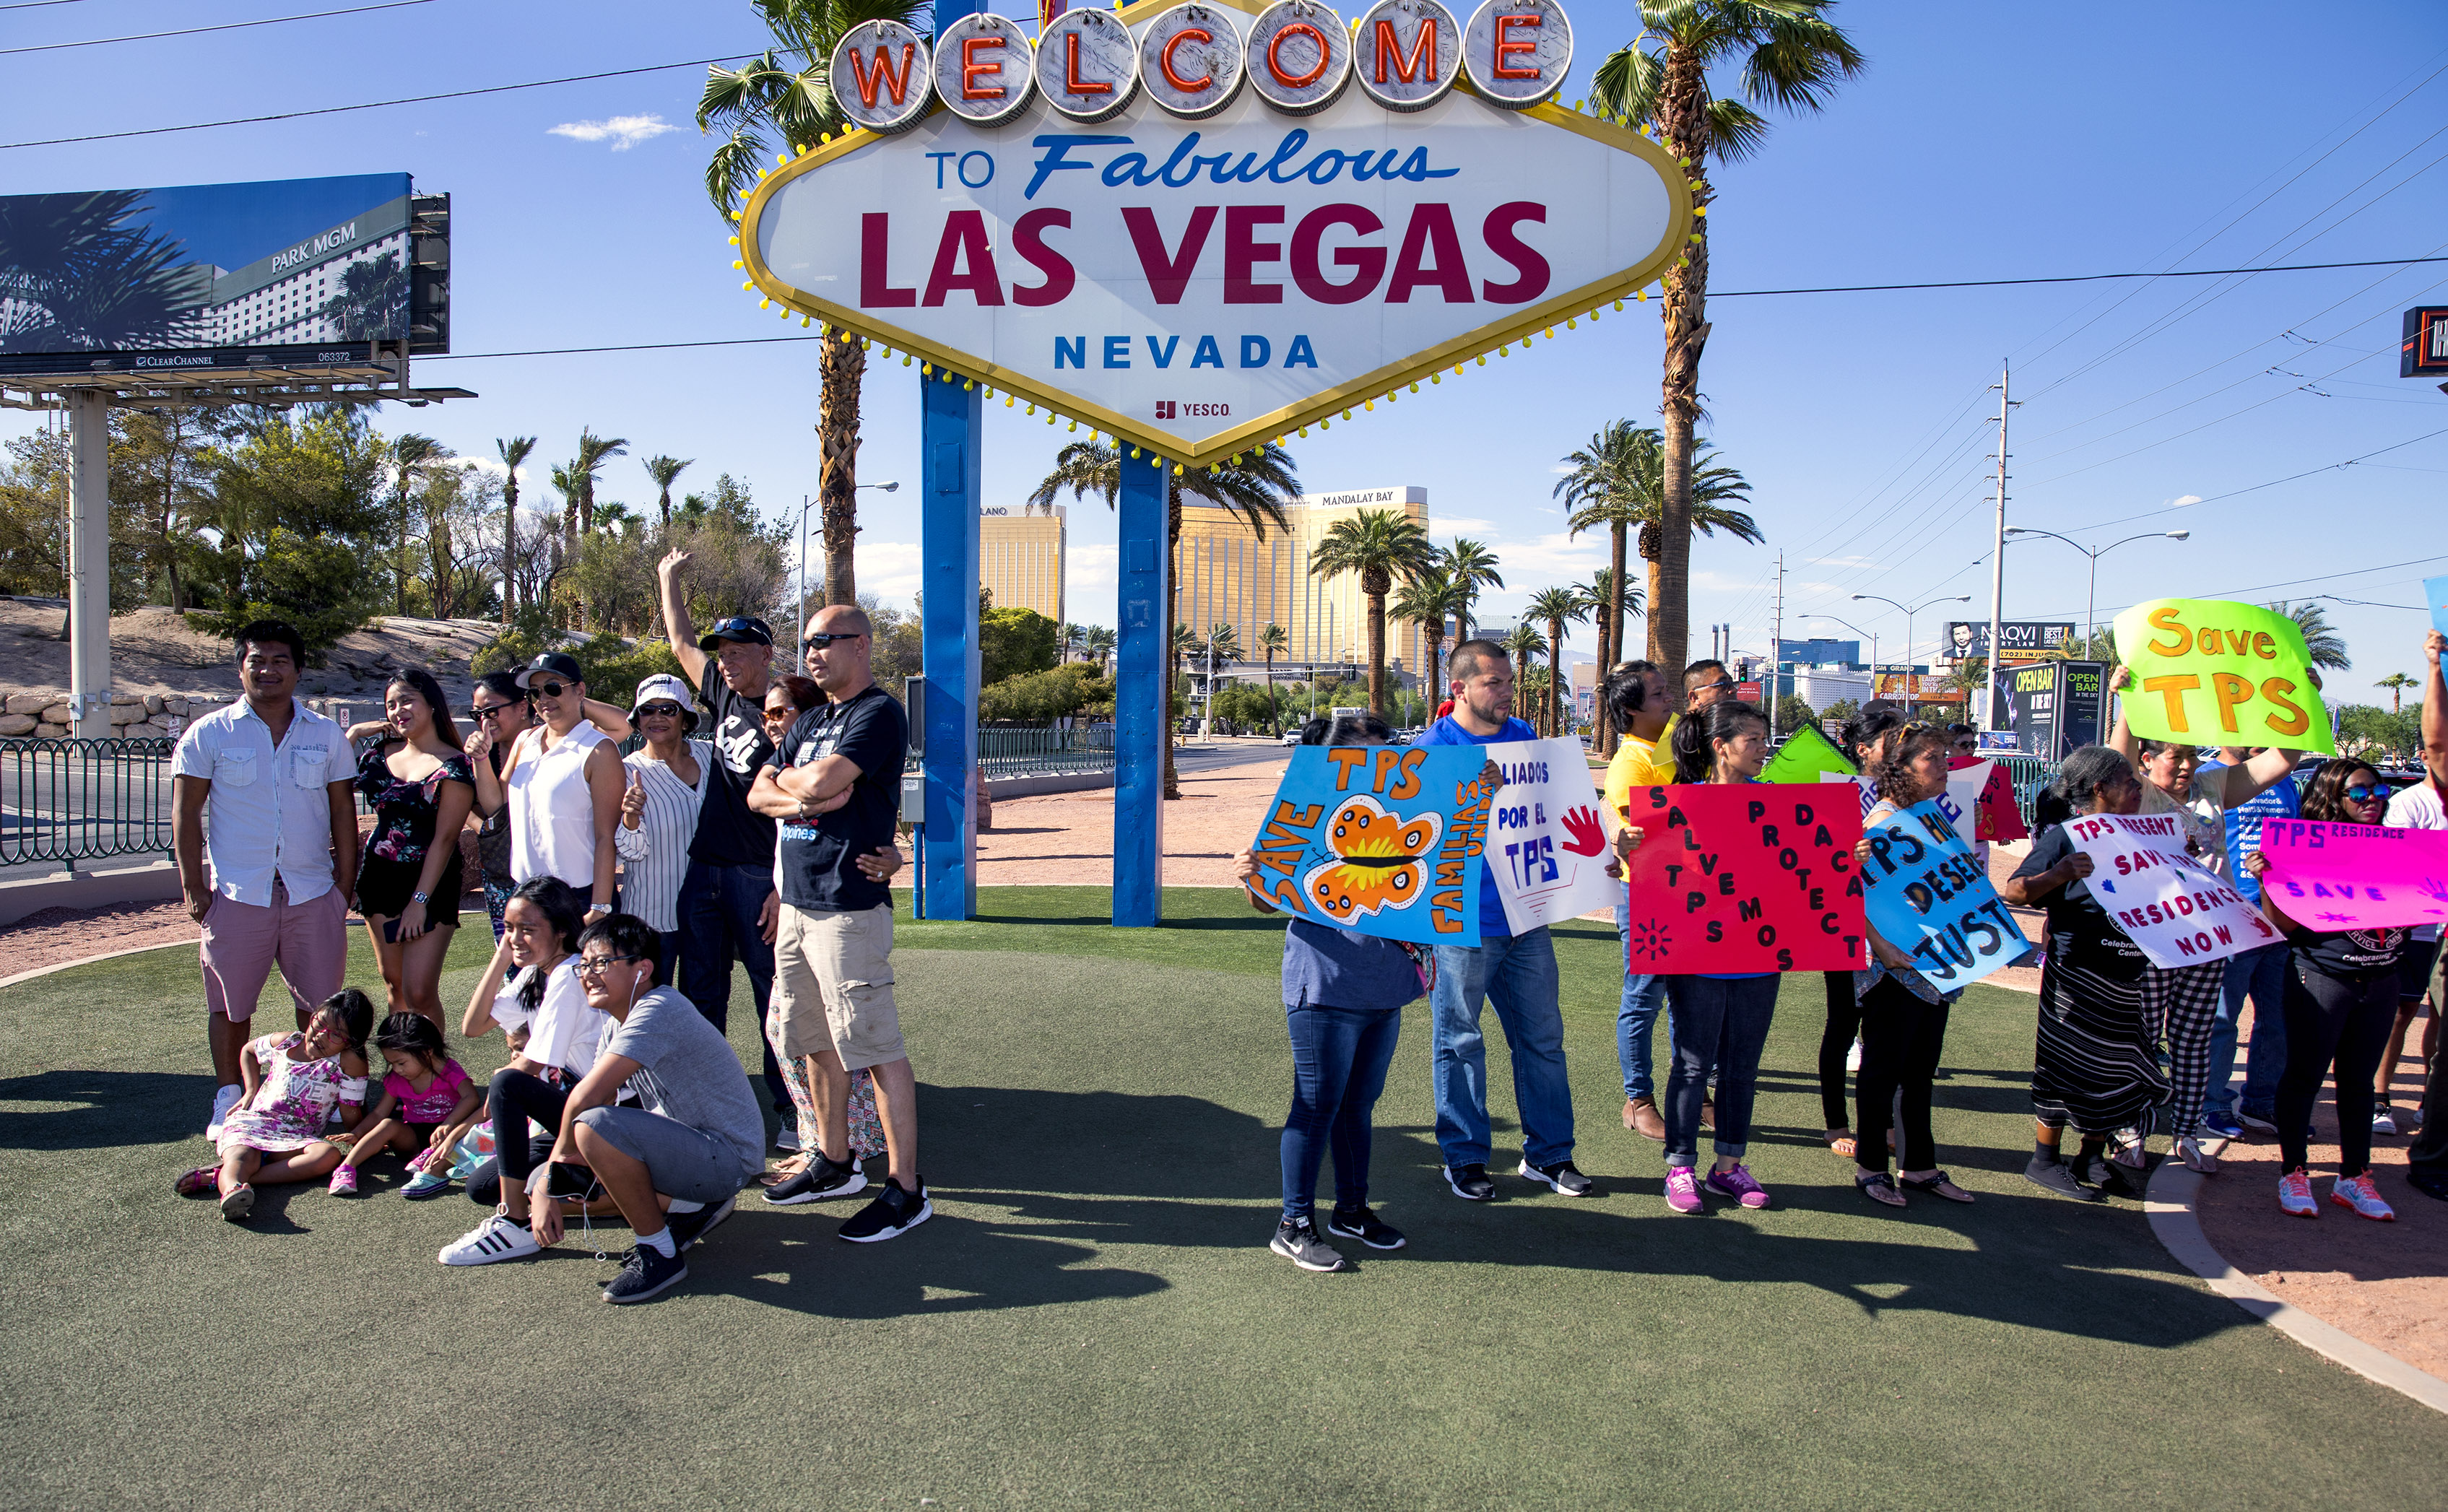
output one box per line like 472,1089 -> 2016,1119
199,882 -> 348,1022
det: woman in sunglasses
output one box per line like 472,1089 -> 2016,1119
500,653 -> 623,918
612,674 -> 712,975
2246,760 -> 2408,1221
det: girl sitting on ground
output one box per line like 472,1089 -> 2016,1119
332,1012 -> 483,1199
175,989 -> 376,1222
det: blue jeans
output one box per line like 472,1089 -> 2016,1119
1614,903 -> 1670,1100
677,859 -> 786,1114
1661,976 -> 1780,1170
1430,928 -> 1574,1170
2209,941 -> 2291,1122
1280,1002 -> 1402,1221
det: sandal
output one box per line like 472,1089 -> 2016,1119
1825,1130 -> 1858,1158
1854,1170 -> 1907,1207
173,1166 -> 218,1197
1900,1171 -> 1974,1204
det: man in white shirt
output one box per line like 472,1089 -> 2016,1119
171,621 -> 359,1139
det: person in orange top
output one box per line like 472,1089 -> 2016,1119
1601,661 -> 1678,1139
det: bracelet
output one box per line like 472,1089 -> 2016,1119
410,890 -> 429,904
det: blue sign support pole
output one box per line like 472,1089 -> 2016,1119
1113,458 -> 1168,926
919,370 -> 981,920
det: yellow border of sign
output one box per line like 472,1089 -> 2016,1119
737,0 -> 1691,468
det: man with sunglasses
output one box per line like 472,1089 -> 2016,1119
750,604 -> 928,1241
657,549 -> 794,1137
1682,659 -> 1736,714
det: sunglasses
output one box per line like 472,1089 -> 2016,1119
470,703 -> 518,722
576,953 -> 645,976
709,618 -> 764,640
1692,677 -> 1735,692
531,680 -> 570,700
2343,784 -> 2390,804
803,632 -> 862,648
637,703 -> 684,719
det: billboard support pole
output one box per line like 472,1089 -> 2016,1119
65,389 -> 112,741
1982,362 -> 2010,727
918,370 -> 981,922
1113,460 -> 1168,927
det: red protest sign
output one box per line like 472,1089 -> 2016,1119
1618,783 -> 1867,973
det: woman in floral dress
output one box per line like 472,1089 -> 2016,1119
356,669 -> 477,1030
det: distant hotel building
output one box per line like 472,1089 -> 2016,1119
197,193 -> 412,346
1173,485 -> 1428,682
981,504 -> 1066,624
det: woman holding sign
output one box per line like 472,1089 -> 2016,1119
2106,669 -> 2300,1174
1849,724 -> 1976,1207
2245,761 -> 2408,1222
1655,701 -> 1784,1214
2000,749 -> 2157,1202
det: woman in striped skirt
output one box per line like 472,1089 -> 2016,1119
612,674 -> 713,973
2002,747 -> 2158,1201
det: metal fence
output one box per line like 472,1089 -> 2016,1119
0,737 -> 177,869
973,725 -> 1116,780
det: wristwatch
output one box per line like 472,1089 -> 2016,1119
410,890 -> 430,904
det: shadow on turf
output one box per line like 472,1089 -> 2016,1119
0,1069 -> 214,1150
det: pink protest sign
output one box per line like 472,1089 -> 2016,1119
2256,818 -> 2448,932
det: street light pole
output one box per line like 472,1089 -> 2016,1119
1802,613 -> 1877,693
2001,527 -> 2187,652
798,481 -> 900,659
1854,593 -> 1971,700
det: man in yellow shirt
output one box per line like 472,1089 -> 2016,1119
1600,662 -> 1677,1139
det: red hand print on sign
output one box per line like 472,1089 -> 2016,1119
1558,805 -> 1606,858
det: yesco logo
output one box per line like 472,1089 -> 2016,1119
830,0 -> 1572,134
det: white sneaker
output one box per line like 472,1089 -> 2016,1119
2330,1173 -> 2396,1222
2277,1168 -> 2318,1217
438,1210 -> 542,1266
2109,1129 -> 2148,1169
1845,1038 -> 1863,1073
2176,1135 -> 2217,1175
204,1084 -> 242,1140
2371,1106 -> 2399,1137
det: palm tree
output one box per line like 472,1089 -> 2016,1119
495,435 -> 536,624
314,251 -> 407,340
1592,1 -> 1864,670
701,0 -> 927,604
2267,601 -> 2351,671
1503,622 -> 1548,701
568,429 -> 628,542
1256,623 -> 1290,736
1309,508 -> 1438,718
1030,439 -> 1300,796
2376,671 -> 2416,714
388,435 -> 442,615
642,455 -> 693,531
1392,567 -> 1469,705
1558,421 -> 1761,681
1206,621 -> 1243,664
1083,625 -> 1116,675
1441,539 -> 1505,645
1527,585 -> 1591,737
1555,420 -> 1647,705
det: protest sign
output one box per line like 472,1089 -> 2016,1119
1245,744 -> 1498,944
1945,756 -> 2030,844
1485,737 -> 1623,933
2109,598 -> 2335,755
2057,810 -> 2283,968
2256,818 -> 2448,933
1761,724 -> 1855,787
1618,784 -> 1866,973
2426,574 -> 2448,638
1857,799 -> 2030,989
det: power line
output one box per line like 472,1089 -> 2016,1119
2049,425 -> 2448,535
0,53 -> 756,149
0,0 -> 433,56
1710,253 -> 2448,299
0,0 -> 100,9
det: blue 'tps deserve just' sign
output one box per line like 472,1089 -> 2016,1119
1856,799 -> 2029,990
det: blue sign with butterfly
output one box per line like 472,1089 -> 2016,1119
1244,745 -> 1501,944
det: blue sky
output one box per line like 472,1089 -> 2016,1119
6,0 -> 2444,693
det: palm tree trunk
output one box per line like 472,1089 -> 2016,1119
1654,50 -> 1710,677
1264,650 -> 1278,737
1424,624 -> 1444,711
501,481 -> 518,625
817,327 -> 867,604
1545,620 -> 1564,737
395,491 -> 410,615
1365,594 -> 1388,717
1605,521 -> 1630,752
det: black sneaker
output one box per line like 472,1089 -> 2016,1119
2023,1156 -> 2106,1203
1270,1217 -> 1347,1272
1444,1163 -> 1496,1202
2072,1152 -> 2145,1199
763,1154 -> 867,1207
1326,1206 -> 1406,1250
1519,1158 -> 1595,1197
839,1177 -> 932,1243
602,1243 -> 689,1304
666,1194 -> 736,1251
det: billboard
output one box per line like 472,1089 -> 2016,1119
2403,306 -> 2448,379
0,173 -> 447,376
1992,660 -> 2106,760
736,0 -> 1693,466
1777,637 -> 1859,666
1943,620 -> 2074,661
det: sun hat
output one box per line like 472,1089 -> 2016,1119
629,672 -> 699,733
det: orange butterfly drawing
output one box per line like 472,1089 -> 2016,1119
1300,796 -> 1442,924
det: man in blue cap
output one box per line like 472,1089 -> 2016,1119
656,548 -> 792,1141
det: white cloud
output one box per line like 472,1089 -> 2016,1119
2165,493 -> 2202,508
1068,543 -> 1119,598
1548,463 -> 1574,474
853,540 -> 926,601
1807,555 -> 1880,569
548,113 -> 680,151
1428,516 -> 1499,536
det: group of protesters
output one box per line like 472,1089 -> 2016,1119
169,549 -> 922,1303
163,573 -> 2447,1287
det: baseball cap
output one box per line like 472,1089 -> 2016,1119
697,615 -> 773,653
629,672 -> 699,732
513,651 -> 585,690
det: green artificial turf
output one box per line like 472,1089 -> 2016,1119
2,887 -> 2441,1509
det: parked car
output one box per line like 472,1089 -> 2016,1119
1279,727 -> 1303,746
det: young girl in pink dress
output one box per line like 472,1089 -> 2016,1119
331,1012 -> 483,1198
175,989 -> 376,1221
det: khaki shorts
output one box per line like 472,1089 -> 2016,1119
771,903 -> 903,1071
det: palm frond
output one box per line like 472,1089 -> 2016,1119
1739,2 -> 1868,113
1704,97 -> 1770,162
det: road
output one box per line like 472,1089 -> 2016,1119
1171,739 -> 1293,777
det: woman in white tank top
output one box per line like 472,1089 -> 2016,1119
500,653 -> 622,916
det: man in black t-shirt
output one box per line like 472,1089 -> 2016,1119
656,548 -> 791,1130
750,602 -> 929,1242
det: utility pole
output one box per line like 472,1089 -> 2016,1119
1769,552 -> 1785,735
1984,362 -> 2013,728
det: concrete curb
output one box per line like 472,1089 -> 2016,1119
2145,1157 -> 2448,1416
0,857 -> 183,929
0,935 -> 196,990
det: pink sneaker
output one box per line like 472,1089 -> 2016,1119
328,1165 -> 359,1196
1664,1165 -> 1703,1214
1704,1163 -> 1771,1209
2330,1173 -> 2395,1222
2276,1168 -> 2317,1218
